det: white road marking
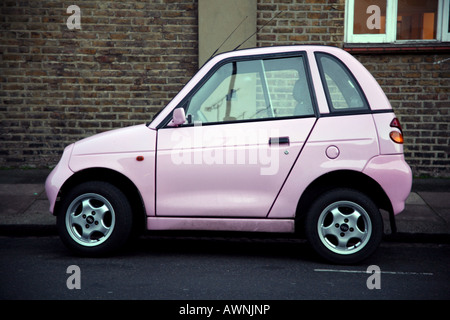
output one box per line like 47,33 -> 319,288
314,269 -> 433,276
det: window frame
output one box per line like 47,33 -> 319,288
440,0 -> 450,42
315,52 -> 370,114
345,0 -> 450,44
159,51 -> 318,128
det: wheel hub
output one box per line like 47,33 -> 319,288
86,216 -> 95,224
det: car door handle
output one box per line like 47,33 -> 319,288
269,136 -> 290,145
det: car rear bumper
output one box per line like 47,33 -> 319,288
363,154 -> 412,215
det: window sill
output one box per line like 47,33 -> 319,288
344,42 -> 450,54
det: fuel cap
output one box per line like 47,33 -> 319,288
326,146 -> 340,159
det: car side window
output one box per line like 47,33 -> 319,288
265,57 -> 315,118
316,53 -> 368,112
184,55 -> 315,125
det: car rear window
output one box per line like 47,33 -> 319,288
316,52 -> 369,113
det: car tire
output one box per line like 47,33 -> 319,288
57,181 -> 133,256
305,188 -> 383,264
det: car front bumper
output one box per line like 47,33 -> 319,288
45,144 -> 74,215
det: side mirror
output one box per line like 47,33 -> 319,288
171,108 -> 186,126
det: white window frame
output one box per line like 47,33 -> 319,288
439,0 -> 450,42
345,0 -> 450,43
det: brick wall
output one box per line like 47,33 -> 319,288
1,0 -> 449,177
1,0 -> 198,167
257,0 -> 344,47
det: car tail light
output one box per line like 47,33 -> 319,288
389,118 -> 404,144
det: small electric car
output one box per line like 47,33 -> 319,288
46,46 -> 412,264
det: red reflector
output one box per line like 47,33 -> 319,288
136,156 -> 144,161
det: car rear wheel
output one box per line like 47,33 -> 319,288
305,188 -> 383,264
57,181 -> 133,256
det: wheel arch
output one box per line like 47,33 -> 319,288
295,170 -> 394,233
55,167 -> 147,234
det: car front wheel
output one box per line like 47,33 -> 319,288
305,188 -> 383,264
57,181 -> 133,256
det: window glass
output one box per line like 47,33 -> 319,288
397,0 -> 438,40
317,53 -> 368,112
185,56 -> 314,124
264,57 -> 314,118
189,60 -> 264,123
353,0 -> 387,35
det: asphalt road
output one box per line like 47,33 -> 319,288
1,234 -> 449,301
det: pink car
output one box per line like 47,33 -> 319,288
46,46 -> 412,264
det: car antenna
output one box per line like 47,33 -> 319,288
209,15 -> 248,59
234,10 -> 284,51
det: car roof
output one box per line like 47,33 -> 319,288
205,45 -> 338,64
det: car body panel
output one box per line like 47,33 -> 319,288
362,154 -> 412,215
268,114 -> 379,218
306,50 -> 329,115
45,124 -> 158,217
69,124 -> 156,157
146,217 -> 295,233
371,112 -> 404,155
46,144 -> 74,213
156,117 -> 316,217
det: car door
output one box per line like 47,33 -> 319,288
156,54 -> 317,217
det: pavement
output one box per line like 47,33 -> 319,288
0,169 -> 449,242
